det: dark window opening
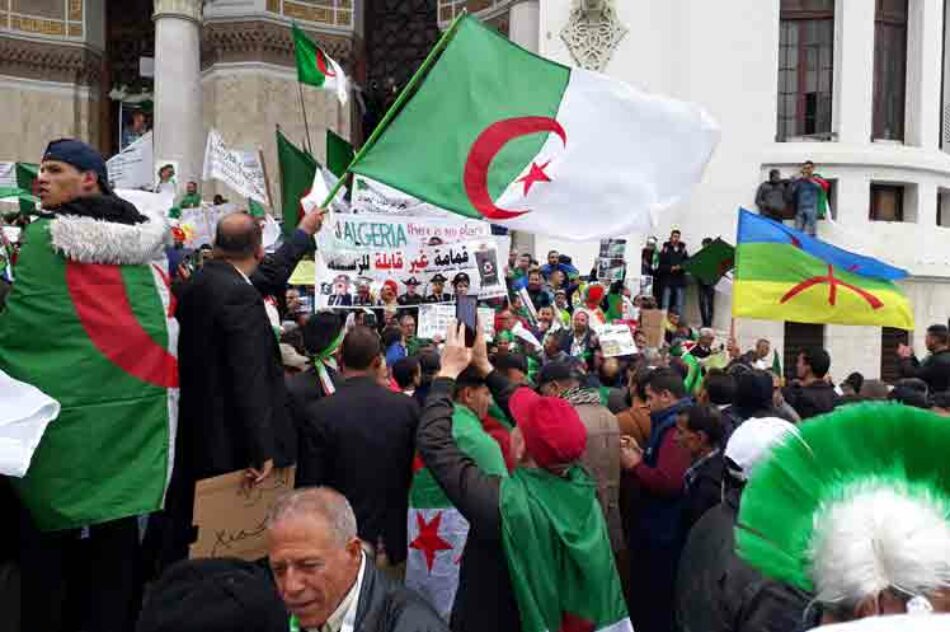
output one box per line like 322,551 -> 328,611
777,0 -> 835,141
869,184 -> 904,222
872,0 -> 908,141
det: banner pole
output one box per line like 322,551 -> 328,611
318,10 -> 467,209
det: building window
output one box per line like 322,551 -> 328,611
869,184 -> 904,221
872,0 -> 908,141
777,0 -> 835,141
783,321 -> 825,381
880,327 -> 909,383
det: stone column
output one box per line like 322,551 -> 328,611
153,0 -> 203,187
905,0 -> 943,149
832,0 -> 874,145
507,0 -> 540,258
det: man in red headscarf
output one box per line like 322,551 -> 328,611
417,322 -> 632,632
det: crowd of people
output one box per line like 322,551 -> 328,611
1,139 -> 949,632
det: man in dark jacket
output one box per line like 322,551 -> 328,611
286,311 -> 345,434
898,324 -> 950,394
658,230 -> 689,316
754,169 -> 788,221
267,487 -> 447,632
162,214 -> 287,569
782,347 -> 839,420
296,326 -> 419,565
621,368 -> 692,632
675,417 -> 808,632
676,404 -> 725,532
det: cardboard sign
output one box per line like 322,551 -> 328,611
639,309 -> 667,349
416,304 -> 495,341
599,324 -> 638,358
190,467 -> 295,561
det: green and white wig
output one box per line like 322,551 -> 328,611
737,402 -> 950,616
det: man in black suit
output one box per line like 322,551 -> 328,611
286,310 -> 345,435
158,214 -> 286,568
297,326 -> 419,565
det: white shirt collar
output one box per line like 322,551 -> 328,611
314,552 -> 366,632
229,262 -> 253,285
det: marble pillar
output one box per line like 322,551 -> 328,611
153,0 -> 203,187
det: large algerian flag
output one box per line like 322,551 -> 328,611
292,23 -> 349,106
345,16 -> 719,241
406,404 -> 509,619
501,466 -> 633,632
0,199 -> 178,531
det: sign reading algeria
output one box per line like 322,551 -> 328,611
349,16 -> 719,241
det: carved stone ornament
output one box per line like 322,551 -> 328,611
153,0 -> 204,23
560,0 -> 627,72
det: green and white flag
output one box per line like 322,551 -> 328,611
349,16 -> 719,240
501,466 -> 632,632
293,24 -> 349,106
0,191 -> 178,530
406,404 -> 509,619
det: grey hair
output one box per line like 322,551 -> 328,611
266,486 -> 358,547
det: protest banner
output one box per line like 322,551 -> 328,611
599,324 -> 638,358
351,175 -> 452,217
202,128 -> 270,204
314,213 -> 505,308
177,202 -> 280,251
597,258 -> 626,283
190,467 -> 295,561
106,131 -> 153,190
416,304 -> 495,341
0,163 -> 14,189
639,309 -> 667,348
599,238 -> 627,259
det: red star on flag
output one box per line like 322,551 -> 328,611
409,511 -> 453,572
558,612 -> 595,632
516,160 -> 552,196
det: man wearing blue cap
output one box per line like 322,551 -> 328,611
1,138 -> 175,632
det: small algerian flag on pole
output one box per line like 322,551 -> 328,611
292,23 -> 349,106
327,15 -> 718,240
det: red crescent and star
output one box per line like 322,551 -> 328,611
66,261 -> 179,388
463,116 -> 566,220
316,48 -> 337,77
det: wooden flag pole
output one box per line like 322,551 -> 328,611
258,147 -> 274,210
297,81 -> 314,155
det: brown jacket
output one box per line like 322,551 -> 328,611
565,389 -> 624,552
616,402 -> 652,447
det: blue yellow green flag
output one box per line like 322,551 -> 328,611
732,209 -> 913,330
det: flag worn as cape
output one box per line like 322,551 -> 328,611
348,16 -> 718,241
292,24 -> 349,105
406,404 -> 509,619
500,466 -> 633,632
732,209 -> 913,330
276,129 -> 317,237
0,195 -> 178,530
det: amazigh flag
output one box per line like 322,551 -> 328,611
501,466 -> 632,632
407,404 -> 509,619
733,209 -> 914,330
683,237 -> 735,285
346,16 -> 718,240
292,24 -> 349,105
276,128 -> 317,236
0,194 -> 177,530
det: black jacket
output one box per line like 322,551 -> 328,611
352,561 -> 449,632
296,376 -> 419,564
250,229 -> 315,314
176,260 -> 287,479
900,348 -> 950,394
675,489 -> 809,632
682,451 -> 724,532
285,364 -> 342,440
658,242 -> 689,288
417,373 -> 521,632
782,381 -> 839,421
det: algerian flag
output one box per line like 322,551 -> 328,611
348,16 -> 719,240
407,404 -> 509,619
292,23 -> 349,106
300,165 -> 347,216
0,196 -> 177,530
277,129 -> 317,236
501,466 -> 632,632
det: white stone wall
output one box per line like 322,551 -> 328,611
535,0 -> 950,373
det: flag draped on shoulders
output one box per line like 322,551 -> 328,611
347,15 -> 719,241
500,466 -> 633,632
407,404 -> 509,619
732,209 -> 913,330
292,23 -> 349,105
0,196 -> 177,530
